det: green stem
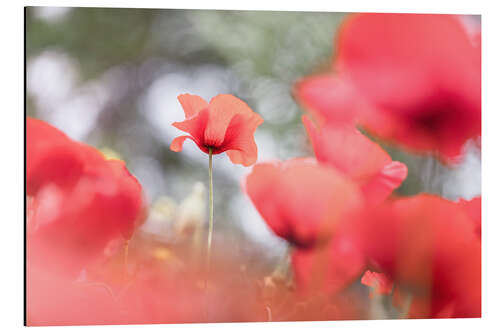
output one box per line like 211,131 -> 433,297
207,147 -> 214,271
203,148 -> 214,321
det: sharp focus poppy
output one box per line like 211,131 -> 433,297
243,158 -> 362,248
170,94 -> 264,166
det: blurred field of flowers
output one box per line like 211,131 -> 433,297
26,7 -> 481,325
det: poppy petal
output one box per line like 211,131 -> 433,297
360,195 -> 481,318
222,113 -> 263,166
172,108 -> 209,146
457,196 -> 481,238
204,94 -> 256,147
336,13 -> 481,161
337,14 -> 479,111
26,117 -> 145,277
303,115 -> 391,183
245,159 -> 362,248
294,74 -> 370,125
177,94 -> 209,118
361,161 -> 408,205
292,225 -> 366,295
170,135 -> 196,152
244,162 -> 284,235
278,163 -> 361,247
27,118 -> 85,195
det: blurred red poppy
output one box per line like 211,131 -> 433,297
291,215 -> 366,295
337,13 -> 481,162
244,158 -> 362,248
27,117 -> 84,196
170,94 -> 264,166
296,13 -> 481,162
457,196 -> 481,238
303,115 -> 407,205
361,194 -> 481,318
294,74 -> 371,126
27,117 -> 145,277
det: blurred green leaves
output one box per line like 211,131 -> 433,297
27,7 -> 155,80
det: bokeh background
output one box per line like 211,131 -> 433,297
26,7 -> 481,264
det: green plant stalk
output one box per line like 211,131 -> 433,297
207,147 -> 214,271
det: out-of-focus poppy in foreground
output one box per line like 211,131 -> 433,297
243,158 -> 362,248
27,117 -> 145,277
360,195 -> 481,318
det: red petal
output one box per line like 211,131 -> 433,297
244,159 -> 362,247
294,74 -> 369,125
361,195 -> 481,317
172,108 -> 209,149
107,159 -> 145,239
457,196 -> 481,238
292,224 -> 366,295
243,162 -> 284,236
336,13 -> 481,162
204,94 -> 257,147
170,135 -> 196,152
27,117 -> 85,195
337,14 -> 479,111
177,94 -> 208,118
303,115 -> 391,183
222,112 -> 263,166
26,118 -> 145,277
361,161 -> 408,205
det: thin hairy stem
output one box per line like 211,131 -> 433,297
207,147 -> 214,271
204,148 -> 214,321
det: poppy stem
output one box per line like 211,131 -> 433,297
203,148 -> 214,321
207,147 -> 214,271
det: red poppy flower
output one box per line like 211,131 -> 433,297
302,115 -> 407,205
170,94 -> 264,166
27,117 -> 145,277
295,13 -> 481,162
243,158 -> 362,248
340,13 -> 481,161
361,194 -> 481,318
